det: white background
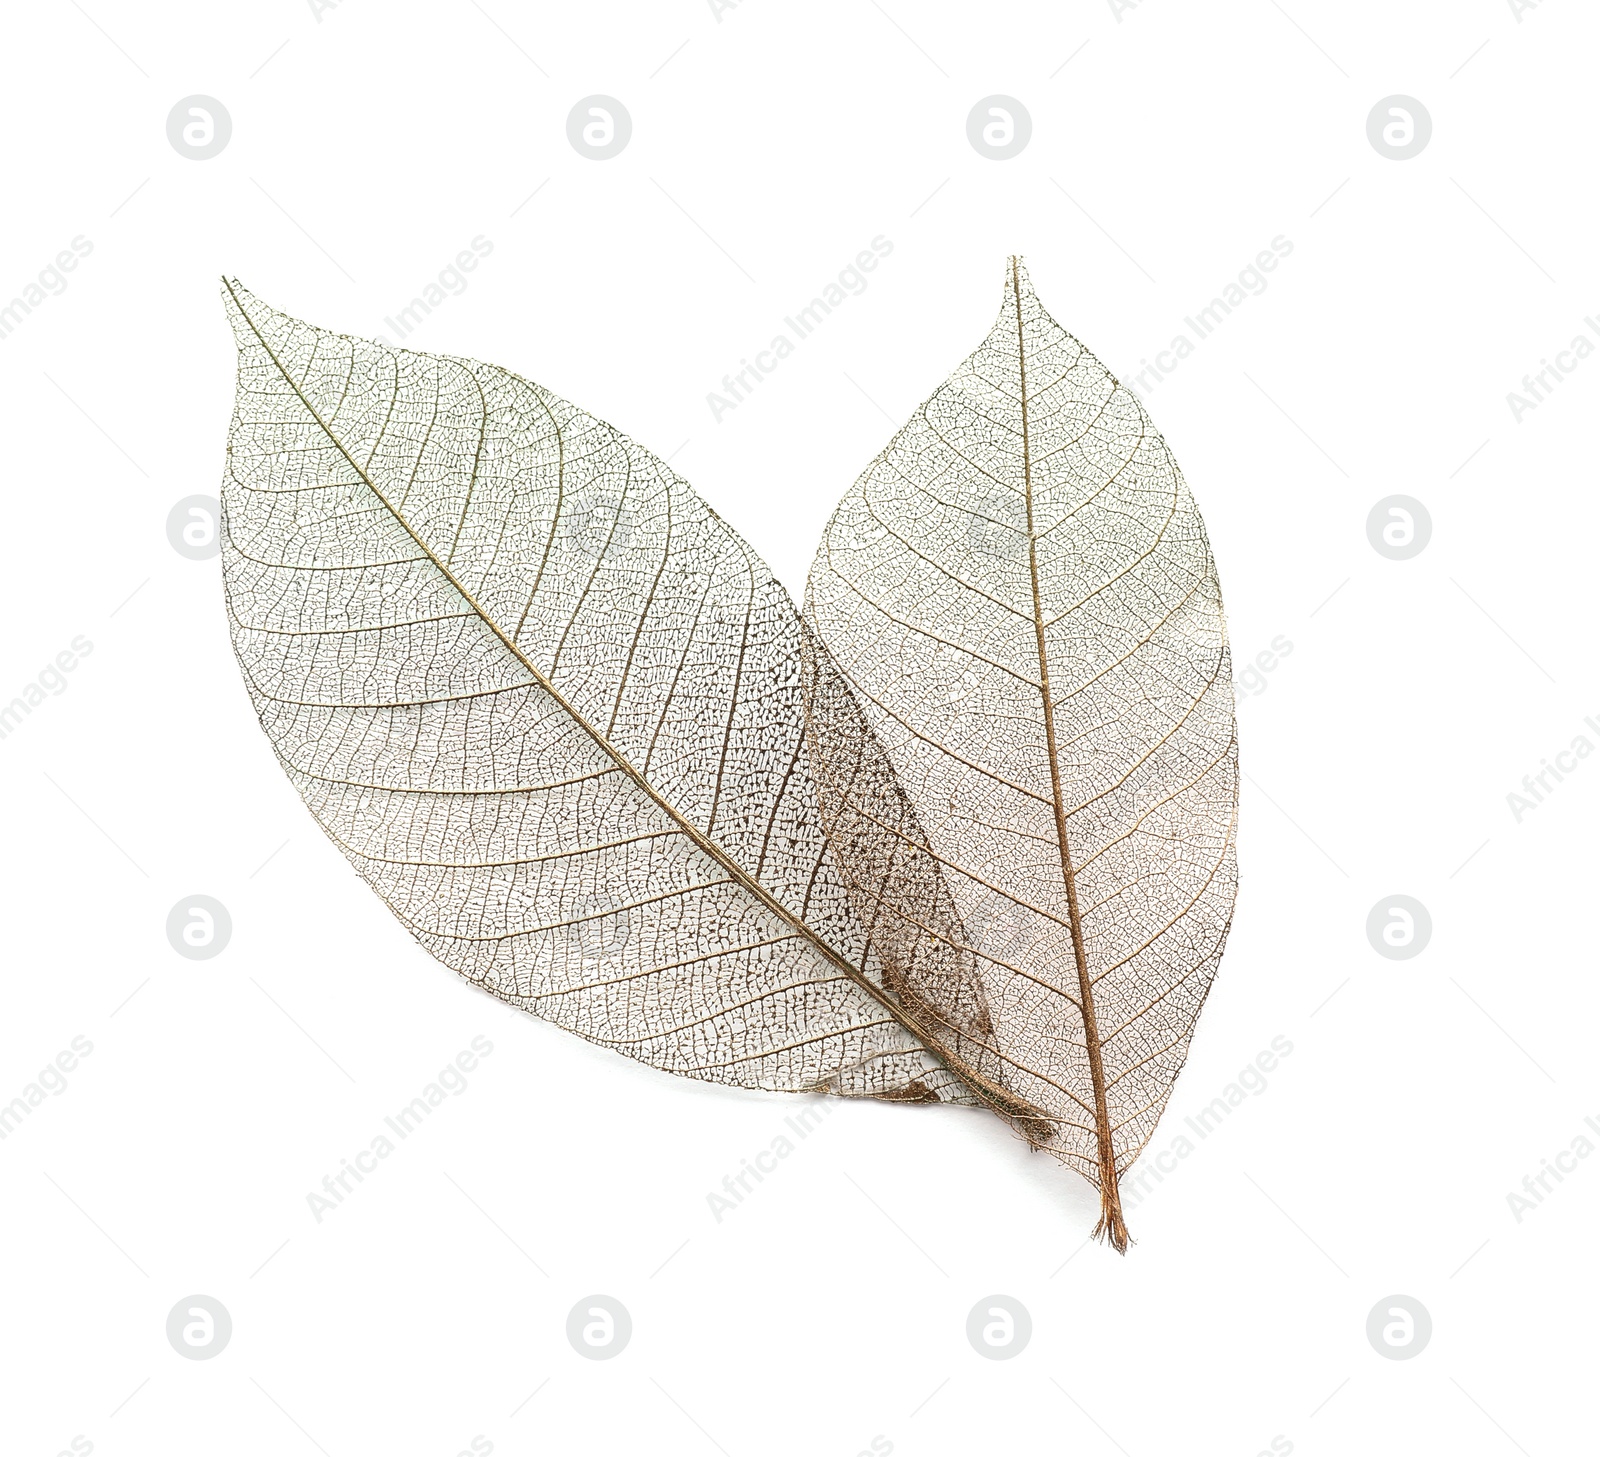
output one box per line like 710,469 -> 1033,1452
1,2 -> 1595,1454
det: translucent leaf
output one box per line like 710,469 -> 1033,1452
219,279 -> 981,1103
802,259 -> 1240,1249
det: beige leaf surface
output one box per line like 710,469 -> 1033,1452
219,279 -> 995,1104
802,259 -> 1239,1248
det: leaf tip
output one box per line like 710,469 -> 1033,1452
218,277 -> 265,352
219,275 -> 247,318
1005,254 -> 1035,297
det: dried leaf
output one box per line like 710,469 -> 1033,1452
801,259 -> 1239,1249
218,279 -> 991,1104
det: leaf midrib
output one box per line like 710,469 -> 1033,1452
1008,260 -> 1122,1221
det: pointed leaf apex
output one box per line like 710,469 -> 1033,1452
1002,256 -> 1039,314
219,276 -> 249,338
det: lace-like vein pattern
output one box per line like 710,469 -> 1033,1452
802,260 -> 1238,1237
219,280 -> 967,1102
